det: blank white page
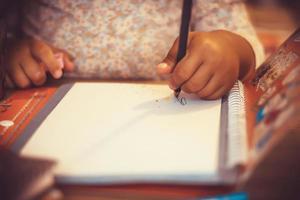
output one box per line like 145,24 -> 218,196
21,83 -> 222,184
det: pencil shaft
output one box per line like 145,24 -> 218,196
175,0 -> 192,97
176,0 -> 192,63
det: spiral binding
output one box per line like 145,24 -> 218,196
226,81 -> 247,168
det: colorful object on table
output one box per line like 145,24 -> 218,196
0,87 -> 57,147
195,192 -> 248,200
256,107 -> 265,123
0,120 -> 14,127
0,92 -> 46,145
256,131 -> 272,151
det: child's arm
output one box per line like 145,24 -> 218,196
5,37 -> 74,88
157,31 -> 255,100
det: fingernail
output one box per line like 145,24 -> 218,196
54,70 -> 63,79
55,53 -> 64,69
157,63 -> 169,69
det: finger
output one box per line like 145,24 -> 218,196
196,74 -> 224,99
7,62 -> 31,88
159,37 -> 180,73
30,40 -> 62,79
49,44 -> 75,72
62,53 -> 75,72
158,33 -> 198,76
169,51 -> 204,90
180,62 -> 213,93
205,85 -> 227,100
156,62 -> 172,75
20,56 -> 46,86
39,53 -> 64,71
54,53 -> 64,69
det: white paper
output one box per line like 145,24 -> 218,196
21,83 -> 222,184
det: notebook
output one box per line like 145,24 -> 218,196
15,28 -> 300,186
18,83 -> 229,184
0,147 -> 56,200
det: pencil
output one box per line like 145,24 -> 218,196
174,0 -> 193,98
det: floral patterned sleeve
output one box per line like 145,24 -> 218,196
192,0 -> 265,67
22,1 -> 264,79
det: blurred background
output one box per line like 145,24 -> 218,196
246,0 -> 299,56
247,0 -> 299,31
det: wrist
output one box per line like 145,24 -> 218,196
214,30 -> 256,82
233,33 -> 256,82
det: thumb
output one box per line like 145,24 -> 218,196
156,62 -> 173,75
156,38 -> 179,75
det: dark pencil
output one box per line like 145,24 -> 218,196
174,0 -> 193,98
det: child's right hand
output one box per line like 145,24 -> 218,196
5,37 -> 74,88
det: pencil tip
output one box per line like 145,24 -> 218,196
174,88 -> 181,98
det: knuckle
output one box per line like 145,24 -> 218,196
201,40 -> 219,55
175,67 -> 189,81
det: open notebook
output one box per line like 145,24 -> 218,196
17,83 -> 241,184
16,29 -> 300,187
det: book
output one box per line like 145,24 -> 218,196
13,29 -> 300,190
0,147 -> 56,200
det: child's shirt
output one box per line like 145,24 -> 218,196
22,0 -> 264,79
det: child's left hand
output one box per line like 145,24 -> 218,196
157,31 -> 255,100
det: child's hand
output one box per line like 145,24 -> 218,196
5,37 -> 74,88
157,31 -> 255,100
